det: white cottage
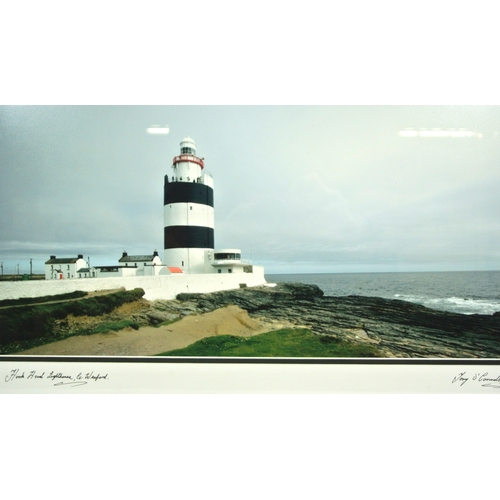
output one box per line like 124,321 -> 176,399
45,254 -> 88,280
118,250 -> 163,276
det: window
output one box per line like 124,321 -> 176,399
228,269 -> 232,273
218,269 -> 221,273
214,253 -> 241,261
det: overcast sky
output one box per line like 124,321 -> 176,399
1,105 -> 499,274
2,2 -> 500,274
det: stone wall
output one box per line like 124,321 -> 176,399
0,266 -> 266,301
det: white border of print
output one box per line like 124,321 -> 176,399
2,357 -> 500,394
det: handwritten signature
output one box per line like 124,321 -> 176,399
452,371 -> 500,389
4,368 -> 109,387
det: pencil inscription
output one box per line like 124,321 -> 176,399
4,368 -> 109,387
452,371 -> 500,389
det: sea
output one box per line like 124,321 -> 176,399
265,271 -> 500,316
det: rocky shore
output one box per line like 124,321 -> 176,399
173,282 -> 500,358
9,282 -> 500,358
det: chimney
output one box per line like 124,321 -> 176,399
153,250 -> 158,257
122,251 -> 128,258
50,255 -> 56,260
77,254 -> 83,259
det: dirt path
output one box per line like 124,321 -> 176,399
14,305 -> 287,356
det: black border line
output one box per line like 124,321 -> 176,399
1,355 -> 499,365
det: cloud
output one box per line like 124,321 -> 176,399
216,172 -> 369,256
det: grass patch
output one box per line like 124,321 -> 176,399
0,288 -> 145,352
0,290 -> 88,308
156,328 -> 383,357
80,320 -> 141,335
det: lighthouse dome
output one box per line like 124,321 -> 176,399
180,136 -> 196,155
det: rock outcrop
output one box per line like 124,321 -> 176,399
173,283 -> 500,358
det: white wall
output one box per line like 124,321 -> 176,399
202,172 -> 214,188
164,203 -> 214,227
144,264 -> 171,276
164,248 -> 215,274
174,160 -> 202,181
0,266 -> 266,302
213,266 -> 245,274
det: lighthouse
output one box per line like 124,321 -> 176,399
163,137 -> 215,273
21,136 -> 267,303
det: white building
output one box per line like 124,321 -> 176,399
210,248 -> 253,274
92,251 -> 167,278
118,250 -> 162,272
45,254 -> 88,280
77,267 -> 96,279
48,250 -> 179,280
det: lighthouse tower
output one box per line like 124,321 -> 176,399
163,137 -> 215,273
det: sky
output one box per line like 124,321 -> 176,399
1,105 -> 499,275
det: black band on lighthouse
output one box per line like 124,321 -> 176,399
164,226 -> 215,249
164,182 -> 214,207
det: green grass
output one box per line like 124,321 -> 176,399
0,290 -> 88,308
156,328 -> 383,357
80,320 -> 140,335
0,288 -> 145,353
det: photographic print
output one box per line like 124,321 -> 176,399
1,105 -> 500,393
